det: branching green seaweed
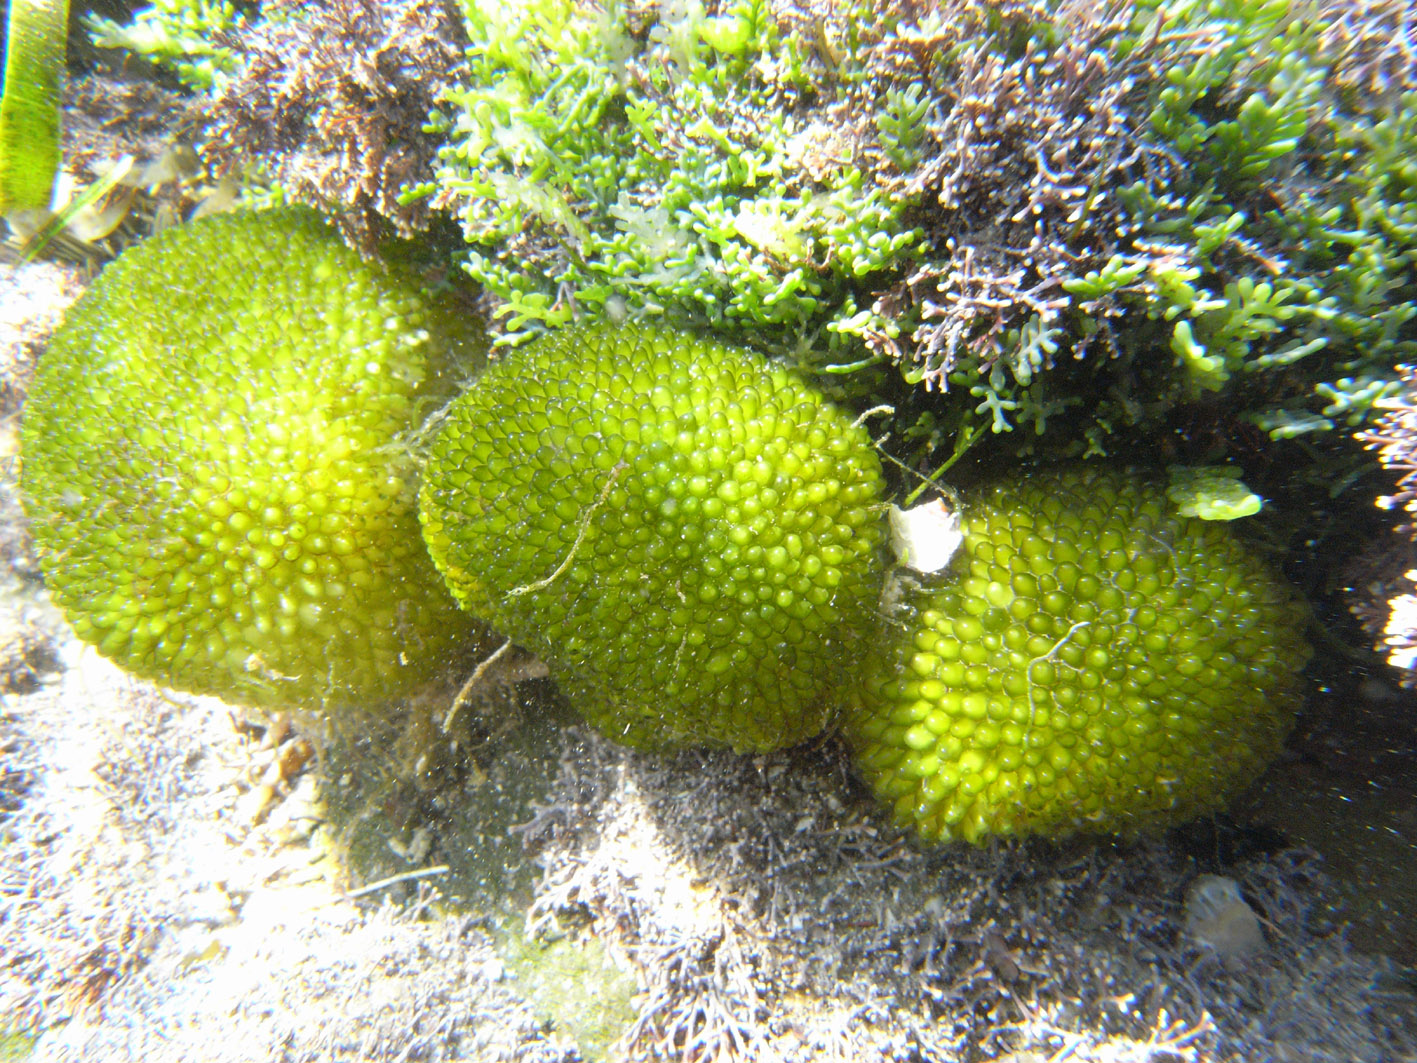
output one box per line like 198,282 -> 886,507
86,0 -> 1417,484
406,0 -> 1407,484
422,0 -> 922,360
88,0 -> 245,90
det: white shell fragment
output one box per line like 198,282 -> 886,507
888,497 -> 964,575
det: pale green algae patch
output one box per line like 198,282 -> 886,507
0,1029 -> 35,1062
308,678 -> 637,1057
496,927 -> 638,1063
1166,464 -> 1264,521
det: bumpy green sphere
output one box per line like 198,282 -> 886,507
21,207 -> 484,709
845,466 -> 1310,843
420,323 -> 887,752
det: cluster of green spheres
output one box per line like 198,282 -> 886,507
419,323 -> 888,752
20,207 -> 484,709
844,466 -> 1311,843
19,206 -> 1318,844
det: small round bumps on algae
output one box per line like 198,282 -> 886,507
20,207 -> 485,709
845,466 -> 1310,844
420,323 -> 887,752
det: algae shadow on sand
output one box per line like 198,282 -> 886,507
309,667 -> 641,1058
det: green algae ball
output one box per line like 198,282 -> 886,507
845,466 -> 1310,844
21,207 -> 485,709
420,323 -> 887,752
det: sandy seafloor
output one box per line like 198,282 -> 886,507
3,254 -> 1417,1063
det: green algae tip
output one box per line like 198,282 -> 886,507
21,206 -> 487,709
1166,464 -> 1263,520
845,465 -> 1310,844
420,322 -> 888,753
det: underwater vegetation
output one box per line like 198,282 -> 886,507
17,2 -> 1417,1053
1349,365 -> 1417,685
19,205 -> 1313,842
31,0 -> 1412,841
87,0 -> 247,92
19,207 -> 485,709
99,0 -> 1417,472
420,322 -> 886,753
85,0 -> 1414,522
193,0 -> 469,252
0,0 -> 69,214
847,465 -> 1310,843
